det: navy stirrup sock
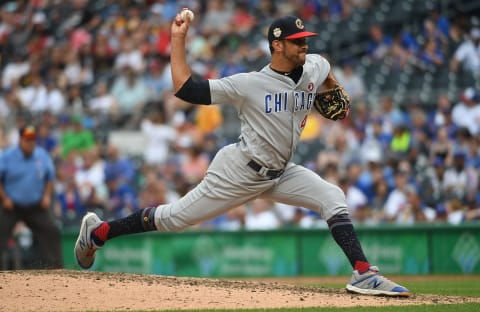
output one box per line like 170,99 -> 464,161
91,207 -> 158,245
327,213 -> 370,272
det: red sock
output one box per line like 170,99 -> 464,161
92,222 -> 110,244
354,260 -> 371,273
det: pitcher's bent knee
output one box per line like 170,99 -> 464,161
321,184 -> 349,220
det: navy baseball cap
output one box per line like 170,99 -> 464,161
268,16 -> 318,44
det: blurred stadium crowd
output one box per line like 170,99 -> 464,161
0,0 -> 479,251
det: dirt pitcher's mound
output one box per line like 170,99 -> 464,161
1,270 -> 478,311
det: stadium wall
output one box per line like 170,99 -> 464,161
62,224 -> 480,276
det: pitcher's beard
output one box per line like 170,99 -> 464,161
282,51 -> 306,68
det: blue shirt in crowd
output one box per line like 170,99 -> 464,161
0,146 -> 55,205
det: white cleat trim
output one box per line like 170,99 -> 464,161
74,212 -> 101,269
346,284 -> 411,297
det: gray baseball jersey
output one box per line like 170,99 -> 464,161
153,54 -> 348,232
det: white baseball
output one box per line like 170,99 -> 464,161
180,8 -> 194,22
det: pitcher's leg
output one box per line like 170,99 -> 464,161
266,164 -> 410,296
76,173 -> 260,269
264,164 -> 369,268
153,173 -> 258,232
264,163 -> 348,219
75,144 -> 274,269
92,171 -> 261,244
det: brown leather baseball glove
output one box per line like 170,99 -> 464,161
313,85 -> 351,120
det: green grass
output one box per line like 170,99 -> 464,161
401,279 -> 480,297
307,278 -> 480,297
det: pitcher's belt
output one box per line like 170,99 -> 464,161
247,160 -> 284,179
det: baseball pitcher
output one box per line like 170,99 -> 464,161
75,12 -> 410,297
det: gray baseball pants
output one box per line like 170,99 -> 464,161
154,143 -> 348,231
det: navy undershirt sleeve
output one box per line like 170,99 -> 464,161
174,76 -> 212,104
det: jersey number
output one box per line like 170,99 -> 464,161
300,115 -> 308,129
